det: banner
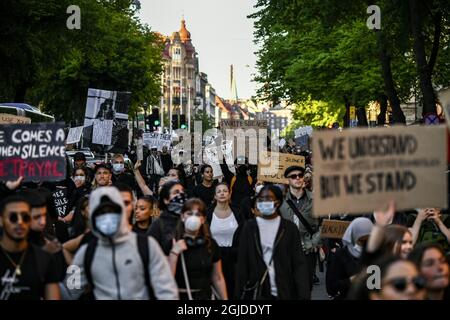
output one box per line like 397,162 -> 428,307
320,219 -> 351,239
312,125 -> 448,217
66,126 -> 83,144
143,132 -> 171,151
83,88 -> 131,153
92,119 -> 113,145
52,187 -> 68,217
0,113 -> 31,124
257,152 -> 305,184
0,123 -> 66,182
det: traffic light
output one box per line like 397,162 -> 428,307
145,115 -> 151,132
172,114 -> 179,129
180,114 -> 187,129
151,108 -> 160,127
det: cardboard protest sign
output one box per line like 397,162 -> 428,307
0,113 -> 31,124
320,219 -> 351,239
312,125 -> 448,217
66,126 -> 83,144
0,122 -> 66,182
52,188 -> 68,217
257,152 -> 305,184
136,138 -> 144,161
143,132 -> 171,151
92,119 -> 113,145
221,120 -> 268,164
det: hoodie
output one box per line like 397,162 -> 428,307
61,187 -> 178,300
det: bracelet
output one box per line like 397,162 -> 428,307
170,250 -> 180,256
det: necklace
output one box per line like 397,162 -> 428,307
0,245 -> 27,276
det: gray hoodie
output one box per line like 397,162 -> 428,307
61,187 -> 179,300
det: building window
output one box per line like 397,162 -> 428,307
173,47 -> 181,61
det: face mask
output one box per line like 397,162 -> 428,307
167,193 -> 187,215
95,213 -> 121,237
74,176 -> 85,183
257,201 -> 276,216
255,185 -> 264,195
112,163 -> 124,173
184,215 -> 202,232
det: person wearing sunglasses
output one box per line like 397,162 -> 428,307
235,185 -> 311,300
409,244 -> 450,300
169,198 -> 228,300
280,165 -> 321,290
0,194 -> 61,300
349,256 -> 426,300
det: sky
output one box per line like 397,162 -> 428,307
138,0 -> 259,100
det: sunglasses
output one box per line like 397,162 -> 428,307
384,276 -> 426,292
288,173 -> 304,179
7,211 -> 31,224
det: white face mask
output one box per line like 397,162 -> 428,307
95,213 -> 121,237
257,201 -> 276,216
74,176 -> 85,183
184,215 -> 202,232
112,163 -> 124,173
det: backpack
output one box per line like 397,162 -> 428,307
83,233 -> 156,299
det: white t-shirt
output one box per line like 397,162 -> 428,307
256,216 -> 281,297
210,212 -> 238,247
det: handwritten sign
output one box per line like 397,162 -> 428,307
312,125 -> 447,217
0,113 -> 31,124
143,132 -> 171,151
0,123 -> 66,182
295,126 -> 313,138
66,126 -> 83,144
92,119 -> 113,145
257,152 -> 305,184
320,219 -> 351,239
52,188 -> 68,217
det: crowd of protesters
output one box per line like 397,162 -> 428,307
0,141 -> 449,300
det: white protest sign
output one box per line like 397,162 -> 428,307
312,125 -> 448,217
295,126 -> 313,138
66,126 -> 83,144
143,132 -> 171,151
92,119 -> 113,145
137,138 -> 143,161
204,145 -> 223,179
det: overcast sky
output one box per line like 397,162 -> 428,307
138,0 -> 259,100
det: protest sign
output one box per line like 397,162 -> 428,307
83,88 -> 131,153
92,119 -> 113,145
137,138 -> 144,161
204,144 -> 224,179
221,120 -> 268,164
0,122 -> 66,182
0,113 -> 31,124
143,132 -> 171,151
312,125 -> 447,217
320,219 -> 351,239
66,126 -> 83,144
257,152 -> 305,184
52,188 -> 68,217
294,126 -> 313,138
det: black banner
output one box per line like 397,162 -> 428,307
0,122 -> 66,182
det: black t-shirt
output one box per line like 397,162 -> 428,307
0,244 -> 59,300
175,238 -> 221,300
193,184 -> 216,207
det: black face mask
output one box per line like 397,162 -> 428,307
167,192 -> 187,215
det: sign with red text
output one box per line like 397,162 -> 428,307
312,125 -> 447,217
0,123 -> 66,182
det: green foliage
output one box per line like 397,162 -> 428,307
193,110 -> 215,133
0,0 -> 163,124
